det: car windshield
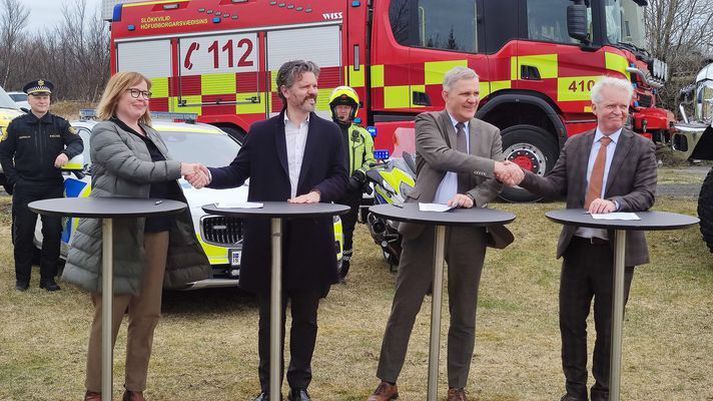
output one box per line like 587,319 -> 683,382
605,0 -> 646,49
157,130 -> 241,167
0,86 -> 18,110
9,93 -> 27,102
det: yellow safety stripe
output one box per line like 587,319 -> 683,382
605,52 -> 631,80
517,54 -> 558,79
424,60 -> 467,85
202,73 -> 236,96
346,65 -> 365,88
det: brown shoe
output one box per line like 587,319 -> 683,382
122,390 -> 145,401
84,391 -> 101,401
367,381 -> 398,401
447,387 -> 468,401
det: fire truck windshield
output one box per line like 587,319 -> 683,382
525,0 -> 591,44
604,0 -> 646,49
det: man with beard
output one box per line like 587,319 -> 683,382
328,85 -> 375,282
187,60 -> 347,401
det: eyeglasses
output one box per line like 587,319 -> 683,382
126,88 -> 152,99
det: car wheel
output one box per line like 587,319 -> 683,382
499,124 -> 559,202
698,167 -> 713,252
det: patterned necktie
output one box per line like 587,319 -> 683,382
455,122 -> 468,192
584,136 -> 612,209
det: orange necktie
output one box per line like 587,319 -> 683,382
584,136 -> 612,209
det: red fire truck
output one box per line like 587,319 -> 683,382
108,0 -> 672,201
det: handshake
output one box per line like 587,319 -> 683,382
493,161 -> 524,187
180,162 -> 211,189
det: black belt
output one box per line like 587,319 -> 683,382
573,235 -> 609,246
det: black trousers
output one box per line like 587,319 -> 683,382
337,189 -> 361,277
561,237 -> 635,401
257,289 -> 322,394
12,182 -> 64,284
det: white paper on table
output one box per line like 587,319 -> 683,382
215,201 -> 263,209
418,202 -> 455,212
590,212 -> 640,220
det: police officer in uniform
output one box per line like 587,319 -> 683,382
329,86 -> 376,282
0,79 -> 84,291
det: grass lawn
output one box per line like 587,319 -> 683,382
0,195 -> 711,400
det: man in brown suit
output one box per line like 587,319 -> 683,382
515,76 -> 657,401
367,66 -> 522,401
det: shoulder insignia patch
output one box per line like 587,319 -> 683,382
68,126 -> 77,135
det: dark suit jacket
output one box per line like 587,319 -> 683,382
399,110 -> 508,243
519,128 -> 657,266
207,111 -> 348,293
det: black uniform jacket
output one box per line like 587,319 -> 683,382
0,112 -> 84,187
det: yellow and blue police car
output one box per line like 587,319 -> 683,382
33,113 -> 344,289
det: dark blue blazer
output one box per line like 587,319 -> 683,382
208,111 -> 348,293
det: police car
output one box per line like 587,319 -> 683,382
34,114 -> 344,289
0,85 -> 24,191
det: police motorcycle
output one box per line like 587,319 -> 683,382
361,152 -> 416,271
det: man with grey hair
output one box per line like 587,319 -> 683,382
513,76 -> 657,401
194,60 -> 347,401
367,66 -> 522,401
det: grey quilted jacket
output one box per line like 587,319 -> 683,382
62,120 -> 210,294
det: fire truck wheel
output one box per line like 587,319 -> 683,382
217,125 -> 247,145
499,124 -> 559,202
697,167 -> 713,252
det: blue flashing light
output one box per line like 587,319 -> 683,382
212,17 -> 221,23
374,149 -> 390,160
351,1 -> 361,6
112,4 -> 122,22
128,24 -> 135,31
367,126 -> 377,137
634,101 -> 639,107
354,117 -> 362,124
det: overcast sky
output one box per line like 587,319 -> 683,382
18,0 -> 104,33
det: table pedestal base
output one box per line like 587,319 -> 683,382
427,225 -> 446,401
270,218 -> 282,401
609,229 -> 627,401
102,219 -> 113,398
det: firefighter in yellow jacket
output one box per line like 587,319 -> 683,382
329,86 -> 375,282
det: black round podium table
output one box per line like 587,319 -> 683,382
370,203 -> 516,401
203,201 -> 349,401
545,209 -> 699,401
29,197 -> 186,399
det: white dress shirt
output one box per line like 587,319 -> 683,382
576,127 -> 622,240
433,114 -> 471,204
284,112 -> 310,199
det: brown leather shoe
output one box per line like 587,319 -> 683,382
122,390 -> 145,401
447,387 -> 468,401
84,391 -> 101,401
367,381 -> 398,401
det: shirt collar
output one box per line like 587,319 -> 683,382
447,113 -> 469,132
594,127 -> 622,145
284,111 -> 310,126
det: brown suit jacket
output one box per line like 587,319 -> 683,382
519,128 -> 657,266
399,110 -> 510,245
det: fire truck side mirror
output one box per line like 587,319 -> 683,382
567,3 -> 589,43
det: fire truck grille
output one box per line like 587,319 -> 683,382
638,94 -> 652,108
202,216 -> 243,246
